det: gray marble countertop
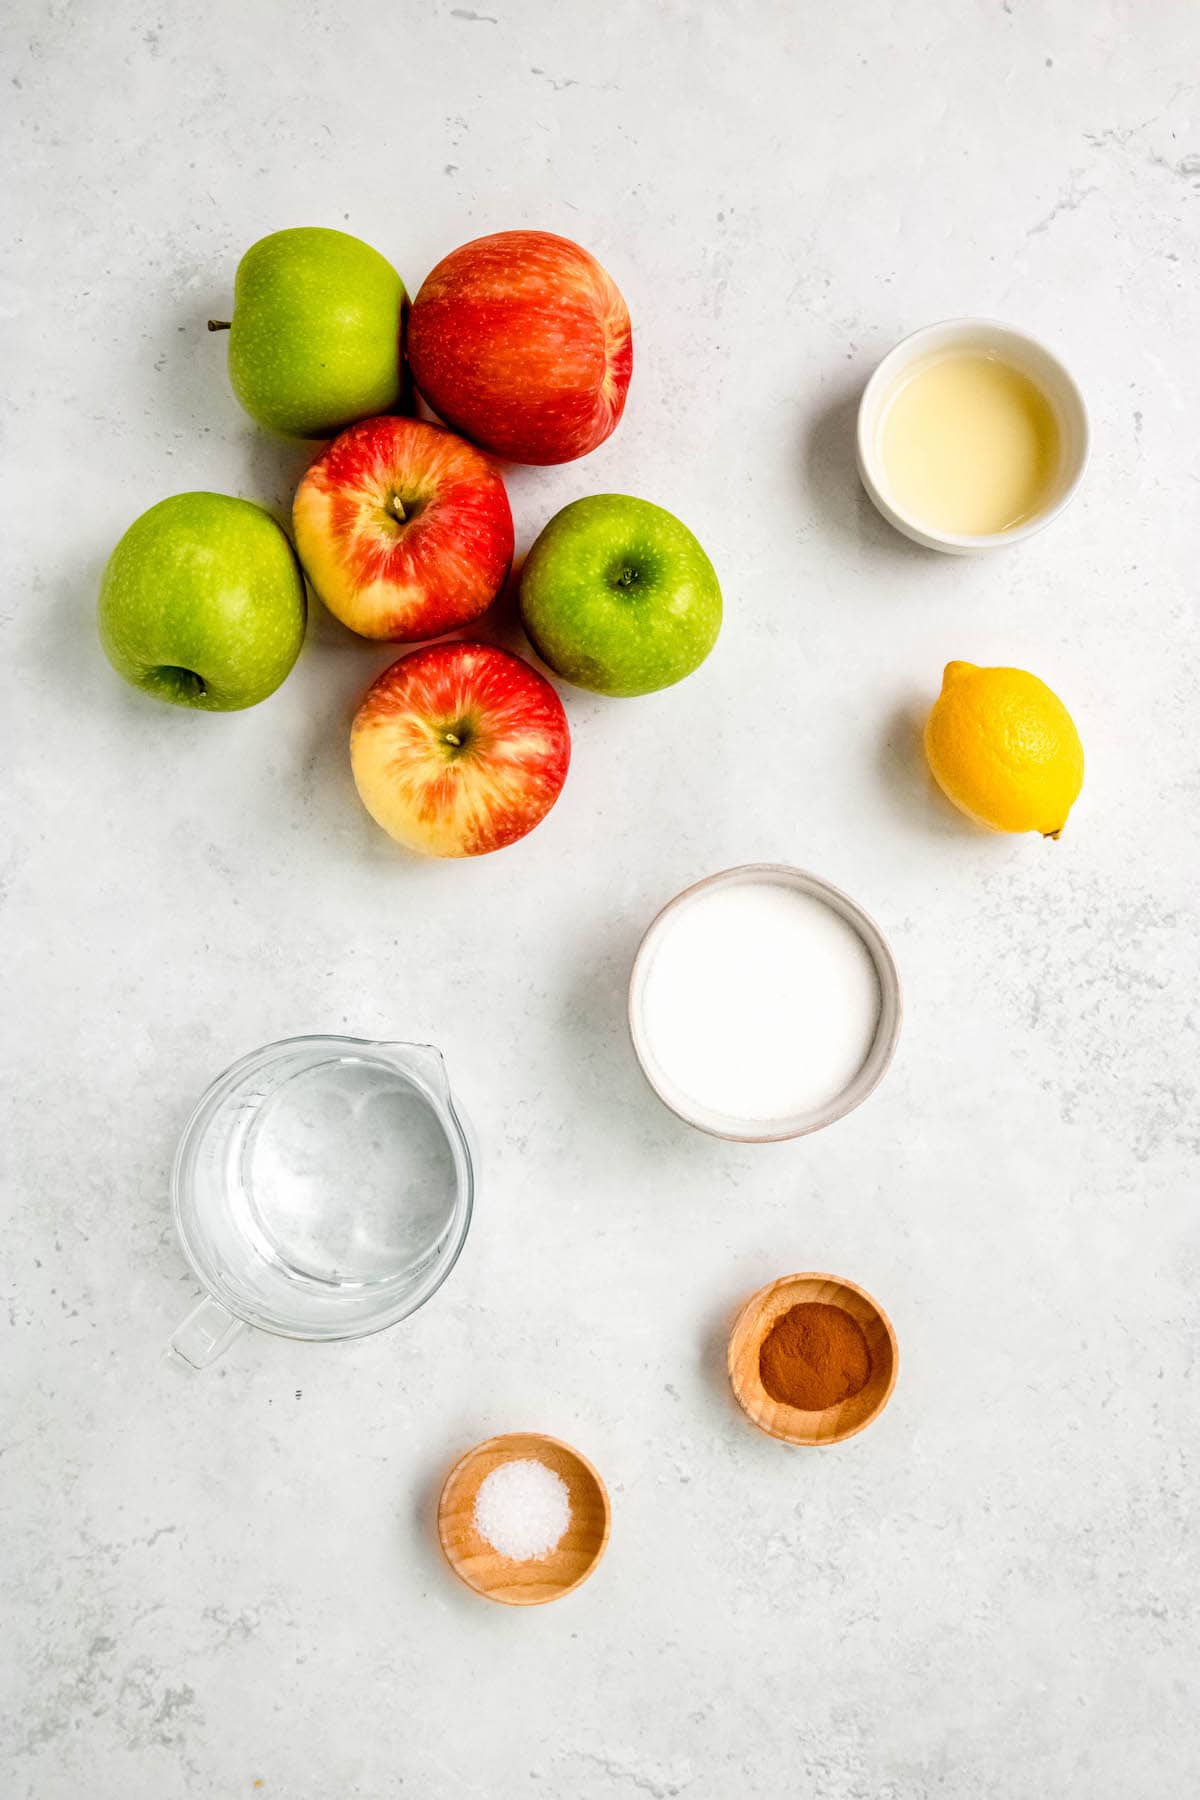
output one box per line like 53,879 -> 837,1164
3,2 -> 1197,1795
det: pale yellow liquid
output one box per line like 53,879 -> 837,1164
880,350 -> 1061,535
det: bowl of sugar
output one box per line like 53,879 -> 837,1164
628,865 -> 901,1142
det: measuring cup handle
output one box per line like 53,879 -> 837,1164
169,1295 -> 244,1369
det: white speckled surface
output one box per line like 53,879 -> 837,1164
3,3 -> 1198,1795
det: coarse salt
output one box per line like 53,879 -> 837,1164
473,1458 -> 570,1562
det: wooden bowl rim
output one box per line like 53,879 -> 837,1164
727,1271 -> 899,1446
437,1431 -> 611,1607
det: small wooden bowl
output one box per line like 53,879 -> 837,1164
437,1432 -> 611,1606
728,1272 -> 898,1446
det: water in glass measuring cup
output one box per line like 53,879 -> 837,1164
171,1036 -> 474,1362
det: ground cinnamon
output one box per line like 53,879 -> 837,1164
758,1301 -> 871,1410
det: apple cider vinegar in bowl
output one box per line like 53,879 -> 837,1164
856,319 -> 1089,553
880,351 -> 1059,536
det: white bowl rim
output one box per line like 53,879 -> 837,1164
627,863 -> 903,1143
855,315 -> 1091,552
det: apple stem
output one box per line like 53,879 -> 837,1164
444,731 -> 461,747
207,319 -> 232,332
391,494 -> 407,522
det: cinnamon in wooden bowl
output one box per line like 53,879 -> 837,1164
727,1273 -> 897,1446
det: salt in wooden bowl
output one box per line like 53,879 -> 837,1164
437,1431 -> 611,1606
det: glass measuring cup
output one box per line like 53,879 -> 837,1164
169,1035 -> 475,1367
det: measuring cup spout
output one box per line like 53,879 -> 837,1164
169,1295 -> 244,1370
383,1041 -> 452,1102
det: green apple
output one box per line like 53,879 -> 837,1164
518,494 -> 721,696
211,227 -> 406,437
98,493 -> 306,710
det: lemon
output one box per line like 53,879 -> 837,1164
924,661 -> 1083,837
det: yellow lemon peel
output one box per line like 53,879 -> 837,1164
924,661 -> 1083,837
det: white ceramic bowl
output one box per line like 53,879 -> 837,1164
856,318 -> 1090,554
627,865 -> 902,1143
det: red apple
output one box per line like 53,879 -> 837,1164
292,415 -> 513,640
350,642 -> 570,857
407,230 -> 633,465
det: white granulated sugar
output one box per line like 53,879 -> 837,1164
473,1458 -> 571,1562
638,880 -> 882,1123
